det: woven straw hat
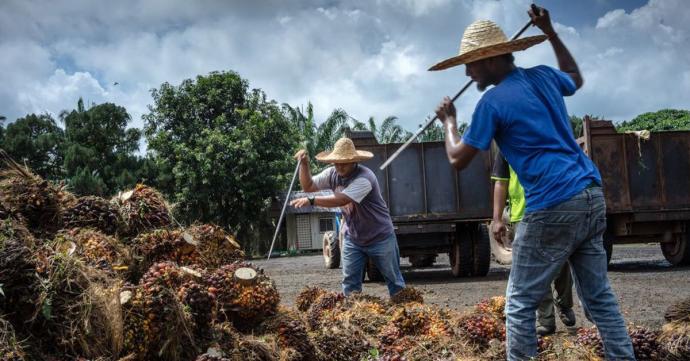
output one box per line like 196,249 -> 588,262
429,20 -> 547,71
315,138 -> 373,164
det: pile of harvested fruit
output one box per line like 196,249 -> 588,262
1,151 -> 688,361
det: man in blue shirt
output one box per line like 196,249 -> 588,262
429,5 -> 634,361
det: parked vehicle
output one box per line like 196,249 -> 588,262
489,117 -> 690,266
322,130 -> 494,279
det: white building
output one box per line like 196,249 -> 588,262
284,191 -> 340,251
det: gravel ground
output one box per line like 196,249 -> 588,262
254,243 -> 690,330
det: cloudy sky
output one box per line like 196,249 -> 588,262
1,0 -> 688,148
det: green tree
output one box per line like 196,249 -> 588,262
416,120 -> 467,142
144,71 -> 298,254
0,115 -> 5,145
616,109 -> 690,132
352,116 -> 412,144
2,113 -> 65,180
61,98 -> 143,196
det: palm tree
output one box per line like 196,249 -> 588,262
351,115 -> 412,144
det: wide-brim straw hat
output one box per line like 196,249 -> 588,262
315,137 -> 373,164
429,20 -> 547,71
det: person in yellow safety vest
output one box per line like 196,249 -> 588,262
491,151 -> 576,336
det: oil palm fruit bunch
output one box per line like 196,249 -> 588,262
55,228 -> 130,275
313,325 -> 370,361
261,311 -> 318,361
206,262 -> 280,329
295,286 -> 327,312
115,184 -> 171,235
0,150 -> 63,239
135,262 -> 198,360
306,291 -> 345,330
390,287 -> 424,305
177,280 -> 215,344
575,326 -> 604,358
458,313 -> 505,349
475,296 -> 506,321
132,229 -> 200,281
184,224 -> 245,268
62,196 -> 123,235
628,325 -> 660,361
0,231 -> 40,328
665,296 -> 690,323
320,297 -> 388,337
195,354 -> 231,361
659,322 -> 690,361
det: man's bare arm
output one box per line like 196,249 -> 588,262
437,96 -> 480,170
529,5 -> 583,89
295,150 -> 320,192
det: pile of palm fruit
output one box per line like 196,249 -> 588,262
1,149 -> 688,361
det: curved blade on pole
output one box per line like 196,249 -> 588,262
267,158 -> 302,260
379,16 -> 535,171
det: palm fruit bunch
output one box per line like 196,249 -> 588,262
665,296 -> 690,323
482,339 -> 507,361
306,291 -> 345,330
184,224 -> 245,268
659,322 -> 690,361
258,310 -> 318,361
62,196 -> 124,235
575,326 -> 604,358
390,287 -> 424,305
313,325 -> 371,361
0,226 -> 41,328
132,229 -> 200,281
129,262 -> 198,360
295,286 -> 328,312
177,280 -> 215,345
389,304 -> 452,338
475,296 -> 506,321
0,150 -> 63,239
55,228 -> 130,275
458,313 -> 505,349
205,262 -> 280,329
208,322 -> 241,357
114,184 -> 171,235
627,325 -> 660,361
319,296 -> 388,336
32,250 -> 120,359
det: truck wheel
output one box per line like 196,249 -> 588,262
322,231 -> 340,269
366,259 -> 384,282
489,220 -> 513,265
661,231 -> 690,266
471,224 -> 491,277
450,227 -> 473,277
409,254 -> 436,268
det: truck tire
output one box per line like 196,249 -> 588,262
450,227 -> 473,277
322,231 -> 340,269
471,224 -> 491,277
661,229 -> 690,266
366,259 -> 384,282
489,220 -> 513,265
409,254 -> 436,268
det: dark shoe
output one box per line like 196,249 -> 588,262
559,307 -> 576,327
536,325 -> 555,336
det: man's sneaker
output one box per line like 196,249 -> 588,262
559,307 -> 576,327
536,325 -> 555,336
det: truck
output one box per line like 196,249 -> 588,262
322,118 -> 690,279
321,129 -> 495,280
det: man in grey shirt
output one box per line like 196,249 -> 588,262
290,137 -> 406,297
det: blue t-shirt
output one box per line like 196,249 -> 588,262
462,65 -> 601,212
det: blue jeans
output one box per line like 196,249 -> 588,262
505,187 -> 634,360
341,232 -> 406,296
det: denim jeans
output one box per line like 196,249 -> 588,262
505,187 -> 634,360
341,232 -> 406,296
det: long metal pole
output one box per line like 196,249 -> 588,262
267,158 -> 302,260
379,18 -> 535,170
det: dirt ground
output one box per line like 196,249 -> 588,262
255,243 -> 690,331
